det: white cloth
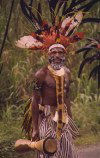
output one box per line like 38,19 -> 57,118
48,44 -> 66,52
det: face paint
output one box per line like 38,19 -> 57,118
48,48 -> 66,70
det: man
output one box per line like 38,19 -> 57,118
32,44 -> 72,141
15,3 -> 83,156
29,44 -> 79,158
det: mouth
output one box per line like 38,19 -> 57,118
54,58 -> 61,63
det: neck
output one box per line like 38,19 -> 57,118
48,65 -> 65,76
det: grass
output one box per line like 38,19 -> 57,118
0,116 -> 100,158
75,133 -> 100,147
0,113 -> 36,158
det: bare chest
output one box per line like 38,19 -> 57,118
44,73 -> 70,89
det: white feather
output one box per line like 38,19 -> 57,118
61,11 -> 83,36
61,17 -> 72,29
65,11 -> 83,36
15,35 -> 43,48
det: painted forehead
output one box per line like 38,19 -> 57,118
48,47 -> 66,53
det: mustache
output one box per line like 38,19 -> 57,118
49,56 -> 65,63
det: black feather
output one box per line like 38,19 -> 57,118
64,0 -> 77,15
46,0 -> 59,24
20,0 -> 40,29
37,2 -> 42,26
48,0 -> 59,11
29,0 -> 33,7
62,2 -> 67,15
56,1 -> 66,16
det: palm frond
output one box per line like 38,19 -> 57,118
78,53 -> 99,77
76,47 -> 92,53
78,0 -> 99,12
83,50 -> 92,59
89,65 -> 100,79
82,18 -> 100,24
64,0 -> 99,15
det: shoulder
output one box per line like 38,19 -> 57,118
34,66 -> 48,81
64,66 -> 71,80
64,67 -> 71,75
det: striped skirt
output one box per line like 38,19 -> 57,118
37,106 -> 79,158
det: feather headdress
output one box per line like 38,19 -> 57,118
15,0 -> 83,51
15,0 -> 100,51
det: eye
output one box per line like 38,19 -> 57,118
59,51 -> 64,55
50,51 -> 56,55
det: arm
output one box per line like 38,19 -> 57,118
31,68 -> 45,140
31,86 -> 41,140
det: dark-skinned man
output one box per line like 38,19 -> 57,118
30,44 -> 79,158
15,9 -> 83,157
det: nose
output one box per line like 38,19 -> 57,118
55,52 -> 59,57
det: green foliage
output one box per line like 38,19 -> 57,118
72,76 -> 100,134
0,104 -> 36,158
1,104 -> 24,122
0,2 -> 99,157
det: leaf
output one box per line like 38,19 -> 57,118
83,50 -> 92,59
76,47 -> 92,54
78,53 -> 99,77
77,0 -> 99,12
89,65 -> 100,79
82,18 -> 100,24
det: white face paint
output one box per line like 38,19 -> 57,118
48,47 -> 66,70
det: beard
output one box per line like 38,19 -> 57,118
48,56 -> 65,70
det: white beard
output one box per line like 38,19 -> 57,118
50,63 -> 63,70
49,56 -> 65,70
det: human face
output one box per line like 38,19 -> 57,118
48,47 -> 66,70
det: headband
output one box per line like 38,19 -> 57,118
48,44 -> 66,52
